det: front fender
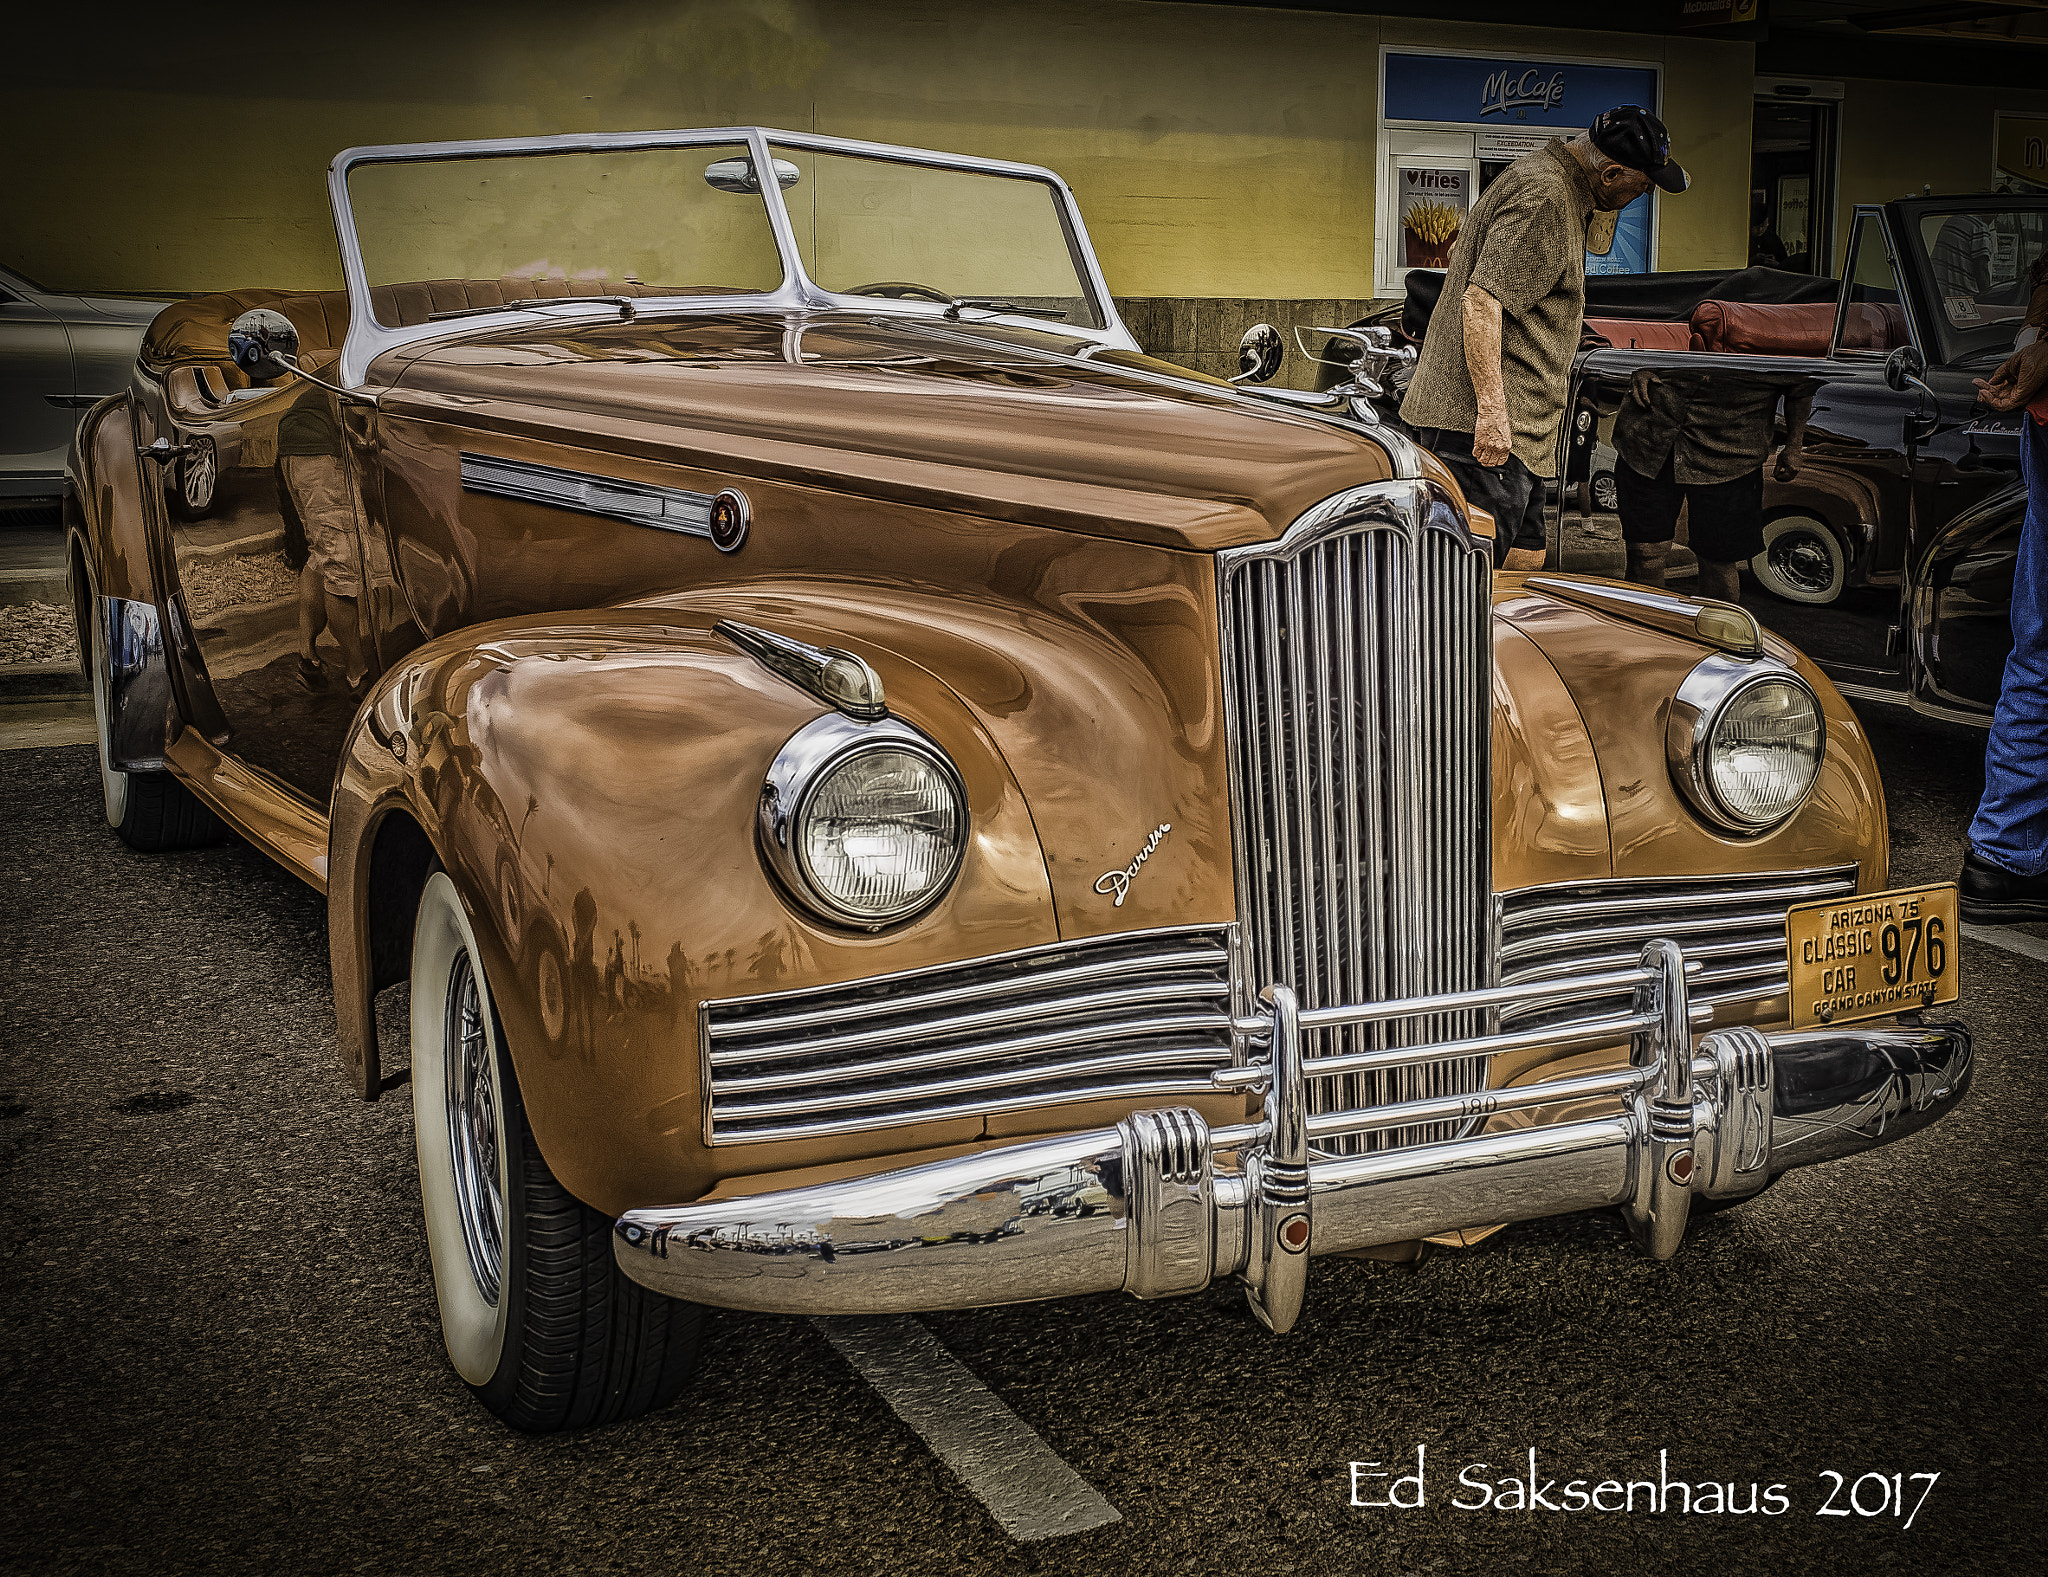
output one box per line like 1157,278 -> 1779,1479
1494,579 -> 1887,887
66,394 -> 160,608
329,610 -> 1056,1217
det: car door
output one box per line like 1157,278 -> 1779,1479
0,268 -> 77,495
161,370 -> 384,803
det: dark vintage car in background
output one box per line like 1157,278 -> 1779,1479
67,127 -> 1969,1435
1559,195 -> 2042,727
1308,196 -> 2041,727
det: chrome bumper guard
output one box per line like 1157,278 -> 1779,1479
613,942 -> 1971,1330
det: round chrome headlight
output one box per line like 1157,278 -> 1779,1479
760,714 -> 967,926
1666,655 -> 1826,833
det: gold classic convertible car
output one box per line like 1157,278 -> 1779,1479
67,128 -> 1970,1433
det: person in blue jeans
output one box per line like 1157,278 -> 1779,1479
1961,329 -> 2048,922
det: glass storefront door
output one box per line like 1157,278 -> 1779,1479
1750,94 -> 1837,275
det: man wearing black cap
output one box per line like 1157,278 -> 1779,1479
1404,106 -> 1689,570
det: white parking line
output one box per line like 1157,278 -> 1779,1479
1962,922 -> 2048,967
815,1314 -> 1122,1542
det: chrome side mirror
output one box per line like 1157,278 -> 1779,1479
1883,344 -> 1927,394
227,308 -> 299,381
1231,323 -> 1284,385
1885,344 -> 1939,443
704,157 -> 801,194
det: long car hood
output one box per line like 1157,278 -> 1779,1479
375,312 -> 1399,552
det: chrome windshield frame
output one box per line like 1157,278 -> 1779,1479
327,125 -> 1136,387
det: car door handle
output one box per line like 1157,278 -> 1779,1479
135,437 -> 193,464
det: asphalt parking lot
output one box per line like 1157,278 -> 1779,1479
3,701 -> 2045,1577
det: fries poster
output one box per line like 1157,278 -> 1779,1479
1399,167 -> 1468,268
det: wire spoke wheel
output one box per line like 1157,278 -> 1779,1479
410,871 -> 702,1429
444,954 -> 504,1306
181,437 -> 216,512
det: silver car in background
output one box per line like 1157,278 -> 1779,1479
2,264 -> 167,514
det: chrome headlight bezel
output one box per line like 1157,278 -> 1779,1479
1665,654 -> 1827,835
759,713 -> 968,928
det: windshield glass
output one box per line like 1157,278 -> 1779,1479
1914,205 -> 2048,364
344,144 -> 785,328
768,145 -> 1104,329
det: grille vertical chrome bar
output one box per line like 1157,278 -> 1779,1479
1218,481 -> 1494,1156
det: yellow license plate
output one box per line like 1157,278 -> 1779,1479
1786,882 -> 1961,1030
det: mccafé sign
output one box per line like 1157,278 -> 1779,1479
1383,50 -> 1659,131
1480,69 -> 1567,119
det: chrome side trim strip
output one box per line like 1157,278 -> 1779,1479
459,452 -> 713,537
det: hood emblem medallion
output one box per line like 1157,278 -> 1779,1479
1095,823 -> 1171,907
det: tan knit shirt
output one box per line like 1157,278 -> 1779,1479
1400,139 -> 1597,478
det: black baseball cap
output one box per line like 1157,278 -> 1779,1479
1591,105 -> 1690,193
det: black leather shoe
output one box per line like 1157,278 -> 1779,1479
1959,849 -> 2048,924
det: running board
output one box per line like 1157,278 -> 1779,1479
165,728 -> 330,893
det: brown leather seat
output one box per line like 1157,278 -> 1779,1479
1687,299 -> 1908,356
1583,317 -> 1693,353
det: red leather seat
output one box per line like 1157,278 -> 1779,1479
1687,299 -> 1908,356
1583,316 -> 1693,352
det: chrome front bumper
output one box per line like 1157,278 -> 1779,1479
613,942 -> 1970,1330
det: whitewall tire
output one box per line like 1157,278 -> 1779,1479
85,579 -> 223,851
411,872 -> 513,1385
1751,515 -> 1848,605
409,872 -> 703,1431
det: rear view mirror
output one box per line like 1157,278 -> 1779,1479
1883,344 -> 1927,393
704,157 -> 801,194
1885,344 -> 1939,444
1231,323 -> 1284,385
227,308 -> 300,381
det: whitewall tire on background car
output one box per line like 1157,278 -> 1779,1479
1751,514 -> 1848,605
409,872 -> 702,1432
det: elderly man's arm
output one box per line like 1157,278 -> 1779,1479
1462,285 -> 1513,467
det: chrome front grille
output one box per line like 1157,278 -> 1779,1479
1498,865 -> 1859,1033
702,926 -> 1233,1144
1217,482 -> 1494,1156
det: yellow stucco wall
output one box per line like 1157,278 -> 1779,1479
8,1 -> 1752,301
1836,77 -> 2048,255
